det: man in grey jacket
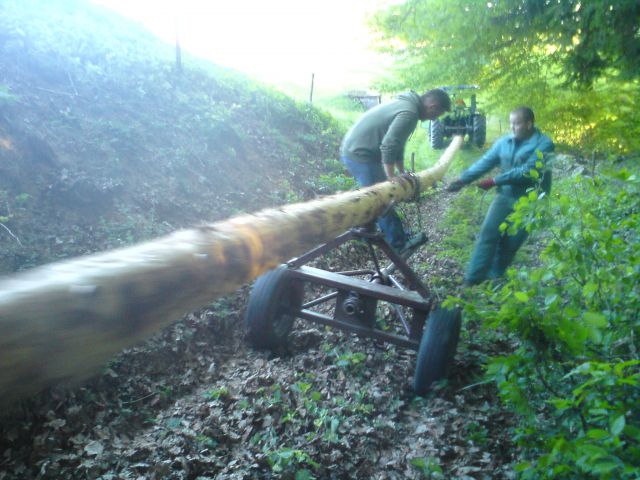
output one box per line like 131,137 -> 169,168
447,106 -> 554,285
340,89 -> 451,252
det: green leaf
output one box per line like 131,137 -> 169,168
610,415 -> 625,436
624,425 -> 640,441
582,282 -> 598,298
166,417 -> 182,429
295,469 -> 314,480
614,360 -> 640,376
592,460 -> 621,475
514,292 -> 529,302
583,312 -> 607,328
586,428 -> 609,440
563,306 -> 580,318
588,327 -> 603,344
579,444 -> 608,460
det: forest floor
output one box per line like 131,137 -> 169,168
0,188 -> 517,480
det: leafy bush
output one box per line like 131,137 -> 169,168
455,160 -> 640,478
316,173 -> 356,193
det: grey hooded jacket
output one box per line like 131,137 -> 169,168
340,91 -> 426,165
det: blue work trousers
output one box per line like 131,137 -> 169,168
465,193 -> 528,285
340,156 -> 407,249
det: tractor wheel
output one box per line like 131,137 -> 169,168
245,265 -> 303,351
472,115 -> 487,148
429,120 -> 445,149
413,306 -> 462,396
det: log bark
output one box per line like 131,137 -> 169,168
0,136 -> 463,405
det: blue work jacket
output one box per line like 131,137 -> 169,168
460,128 -> 554,198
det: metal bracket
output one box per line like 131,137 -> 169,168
281,225 -> 433,348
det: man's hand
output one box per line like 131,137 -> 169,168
383,162 -> 397,178
446,179 -> 465,192
477,177 -> 496,190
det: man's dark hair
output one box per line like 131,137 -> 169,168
422,88 -> 451,112
512,106 -> 535,123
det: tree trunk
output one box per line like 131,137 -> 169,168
0,136 -> 463,406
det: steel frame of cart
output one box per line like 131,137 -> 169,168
244,227 -> 462,395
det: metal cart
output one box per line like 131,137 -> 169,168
244,227 -> 461,395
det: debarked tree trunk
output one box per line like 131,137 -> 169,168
0,136 -> 463,405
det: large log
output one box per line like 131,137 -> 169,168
0,136 -> 463,405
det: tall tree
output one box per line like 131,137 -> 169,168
372,0 -> 640,87
371,0 -> 640,152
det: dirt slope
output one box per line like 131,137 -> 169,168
0,0 -> 343,274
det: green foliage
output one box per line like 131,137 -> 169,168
0,191 -> 32,225
464,421 -> 489,447
315,94 -> 365,127
540,80 -> 640,154
370,0 -> 640,154
457,161 -> 640,478
14,193 -> 31,204
372,0 -> 639,87
316,173 -> 356,193
266,447 -> 319,476
247,378 -> 346,477
410,456 -> 444,478
327,346 -> 367,372
205,386 -> 229,401
0,190 -> 10,224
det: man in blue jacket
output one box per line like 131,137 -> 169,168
447,106 -> 554,285
340,89 -> 451,252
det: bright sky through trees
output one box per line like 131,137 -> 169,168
94,0 -> 393,95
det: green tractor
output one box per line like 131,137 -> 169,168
428,85 -> 486,149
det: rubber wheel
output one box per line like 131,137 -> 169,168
429,120 -> 445,149
245,265 -> 303,351
472,115 -> 487,148
413,306 -> 462,395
